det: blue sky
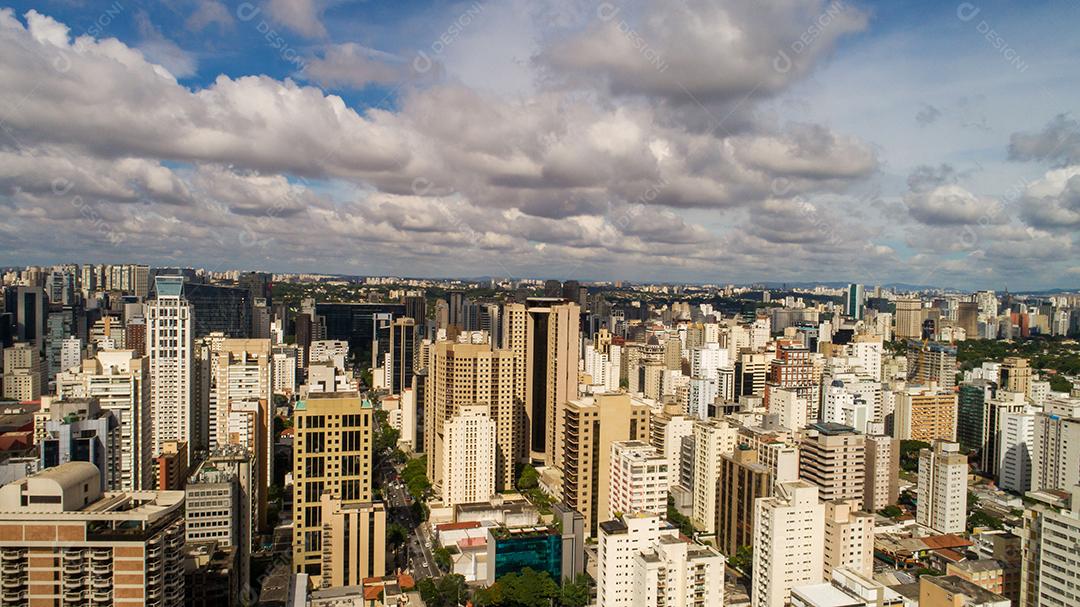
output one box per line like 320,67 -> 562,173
0,0 -> 1077,289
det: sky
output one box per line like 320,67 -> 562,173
0,0 -> 1077,290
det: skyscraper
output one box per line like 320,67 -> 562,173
895,298 -> 924,340
845,284 -> 865,319
424,341 -> 520,495
147,276 -> 194,459
799,423 -> 866,503
292,392 -> 382,587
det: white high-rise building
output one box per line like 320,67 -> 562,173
59,336 -> 82,375
649,407 -> 695,491
1029,486 -> 1080,607
691,419 -> 739,534
752,480 -> 825,607
58,350 -> 153,491
1032,397 -> 1080,492
916,440 -> 968,534
146,276 -> 194,457
271,344 -> 299,396
998,411 -> 1034,493
441,404 -> 496,506
610,440 -> 670,516
597,513 -> 677,607
771,386 -> 808,431
632,535 -> 725,607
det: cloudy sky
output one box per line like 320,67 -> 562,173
0,0 -> 1077,289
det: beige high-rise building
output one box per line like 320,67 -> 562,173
752,480 -> 825,607
505,299 -> 580,466
211,338 -> 273,531
895,386 -> 958,442
2,342 -> 41,401
441,404 -> 496,506
691,419 -> 740,535
715,446 -> 773,557
292,392 -> 382,587
1000,357 -> 1032,395
424,341 -> 520,494
823,499 -> 874,579
799,423 -> 866,503
0,462 -> 186,607
561,392 -> 650,535
649,403 -> 695,490
864,434 -> 900,511
895,298 -> 925,340
318,494 -> 386,589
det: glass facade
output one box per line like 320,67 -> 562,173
491,528 -> 562,582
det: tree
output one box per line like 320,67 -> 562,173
434,546 -> 453,571
417,574 -> 468,607
666,496 -> 694,537
878,505 -> 903,519
899,440 -> 931,473
475,569 -> 560,607
387,523 -> 408,548
558,575 -> 591,607
727,545 -> 753,578
517,465 -> 539,491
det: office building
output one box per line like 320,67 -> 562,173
147,276 -> 194,458
314,302 -> 406,370
186,449 -> 251,588
292,393 -> 380,587
442,404 -> 496,506
608,440 -> 669,516
845,284 -> 865,319
752,480 -> 825,607
389,317 -> 415,395
505,299 -> 579,467
561,392 -> 651,535
0,462 -> 185,607
999,357 -> 1032,395
917,440 -> 968,534
957,380 -> 997,456
799,423 -> 865,503
895,299 -> 924,340
6,286 -> 46,353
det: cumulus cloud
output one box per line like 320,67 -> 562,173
1009,114 -> 1080,165
903,165 -> 1001,226
0,6 -> 889,281
540,0 -> 866,106
1019,165 -> 1080,229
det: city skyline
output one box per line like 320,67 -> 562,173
0,1 -> 1078,289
